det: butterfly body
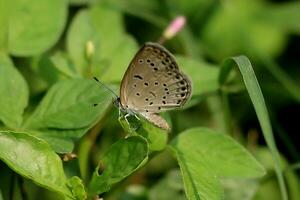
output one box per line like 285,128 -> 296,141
117,42 -> 192,131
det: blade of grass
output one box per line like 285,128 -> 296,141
219,55 -> 288,200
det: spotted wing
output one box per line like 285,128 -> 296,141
140,112 -> 170,131
120,42 -> 192,113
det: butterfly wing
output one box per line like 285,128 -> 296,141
140,112 -> 170,131
120,42 -> 192,113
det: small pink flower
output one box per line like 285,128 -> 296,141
163,16 -> 186,39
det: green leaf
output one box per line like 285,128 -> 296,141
0,0 -> 10,52
91,5 -> 138,82
0,131 -> 72,198
220,56 -> 288,200
118,113 -> 168,151
176,56 -> 220,97
262,1 -> 300,34
149,170 -> 186,200
28,128 -> 90,153
88,136 -> 148,196
67,176 -> 87,200
169,127 -> 265,200
175,150 -> 223,200
200,0 -> 286,61
24,79 -> 113,129
66,5 -> 138,80
99,35 -> 138,83
0,53 -> 29,128
222,178 -> 258,200
49,51 -> 79,78
66,9 -> 101,75
8,0 -> 68,56
68,0 -> 95,5
100,0 -> 167,27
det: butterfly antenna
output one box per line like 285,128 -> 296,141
93,77 -> 119,99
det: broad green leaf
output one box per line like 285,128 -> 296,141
67,176 -> 86,200
49,51 -> 79,78
89,4 -> 138,82
149,170 -> 186,200
169,127 -> 265,200
66,9 -> 101,75
176,56 -> 220,97
88,136 -> 148,196
0,0 -> 9,52
8,0 -> 68,56
29,52 -> 80,96
30,51 -> 79,90
30,55 -> 63,87
89,5 -> 125,58
119,113 -> 168,151
67,6 -> 138,80
220,56 -> 287,200
222,178 -> 258,200
28,128 -> 90,153
0,53 -> 29,128
0,131 -> 72,198
22,179 -> 66,200
99,35 -> 138,83
171,127 -> 265,177
68,0 -> 96,5
24,79 -> 114,129
174,148 -> 223,200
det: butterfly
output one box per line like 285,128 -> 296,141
95,42 -> 192,131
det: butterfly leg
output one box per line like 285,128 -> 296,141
124,113 -> 142,137
134,114 -> 140,120
124,113 -> 135,137
124,113 -> 131,126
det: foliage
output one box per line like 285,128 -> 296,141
1,0 -> 300,199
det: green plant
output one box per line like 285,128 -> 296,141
1,0 -> 300,200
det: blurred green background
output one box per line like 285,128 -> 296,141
1,0 -> 300,199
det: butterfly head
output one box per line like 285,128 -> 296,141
112,97 -> 121,108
